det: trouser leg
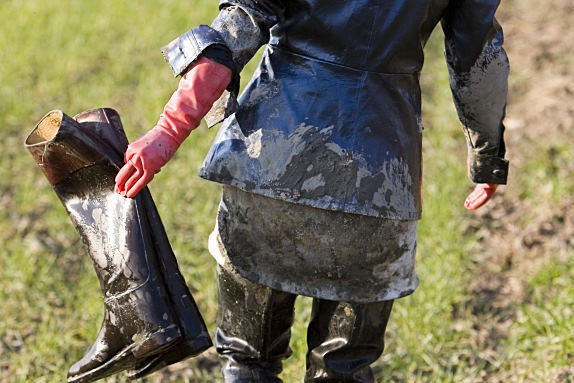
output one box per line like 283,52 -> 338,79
305,298 -> 394,383
216,266 -> 297,383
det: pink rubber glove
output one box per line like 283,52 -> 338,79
464,160 -> 499,210
464,183 -> 498,210
115,57 -> 232,198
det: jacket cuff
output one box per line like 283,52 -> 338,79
162,25 -> 241,128
469,154 -> 509,184
162,25 -> 232,77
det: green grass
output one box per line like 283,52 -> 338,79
1,1 -> 572,382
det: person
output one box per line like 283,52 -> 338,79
114,0 -> 509,381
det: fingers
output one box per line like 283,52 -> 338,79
464,184 -> 498,210
122,159 -> 145,196
115,161 -> 136,195
125,172 -> 154,198
114,156 -> 154,198
121,157 -> 155,198
464,187 -> 488,210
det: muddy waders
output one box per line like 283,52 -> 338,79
216,266 -> 394,383
25,108 -> 211,383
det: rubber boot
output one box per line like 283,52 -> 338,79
71,109 -> 212,380
304,299 -> 394,383
216,266 -> 297,383
125,189 -> 212,379
68,108 -> 212,379
24,109 -> 201,382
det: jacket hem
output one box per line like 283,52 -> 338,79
209,223 -> 419,303
216,258 -> 419,303
200,174 -> 422,220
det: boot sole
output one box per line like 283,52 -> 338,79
67,326 -> 181,383
126,335 -> 212,379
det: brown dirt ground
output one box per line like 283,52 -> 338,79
462,0 -> 574,380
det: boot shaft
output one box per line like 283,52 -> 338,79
25,110 -> 104,185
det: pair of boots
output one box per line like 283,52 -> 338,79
25,108 -> 212,383
215,266 -> 394,383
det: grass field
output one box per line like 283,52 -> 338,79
1,0 -> 572,382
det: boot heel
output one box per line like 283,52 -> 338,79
132,325 -> 182,358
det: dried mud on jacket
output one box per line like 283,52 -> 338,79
164,0 -> 510,220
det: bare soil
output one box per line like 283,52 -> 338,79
462,0 -> 574,380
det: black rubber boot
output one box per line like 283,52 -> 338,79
304,298 -> 394,383
72,109 -> 212,380
125,188 -> 212,380
216,266 -> 297,383
25,109 -> 210,383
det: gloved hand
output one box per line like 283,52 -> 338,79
464,183 -> 498,210
115,57 -> 232,198
463,158 -> 499,210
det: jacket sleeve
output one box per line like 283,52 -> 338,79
441,0 -> 510,184
211,0 -> 285,72
161,1 -> 285,126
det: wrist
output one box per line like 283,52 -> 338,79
150,123 -> 188,152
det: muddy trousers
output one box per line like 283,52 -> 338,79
216,267 -> 394,383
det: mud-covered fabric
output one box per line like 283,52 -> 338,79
215,266 -> 394,383
211,1 -> 285,72
162,25 -> 231,77
200,46 -> 424,219
191,0 -> 510,219
208,186 -> 419,303
442,0 -> 510,184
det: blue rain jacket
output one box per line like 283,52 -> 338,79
163,0 -> 510,220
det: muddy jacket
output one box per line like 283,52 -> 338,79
163,0 -> 509,220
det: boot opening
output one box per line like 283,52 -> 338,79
26,111 -> 63,145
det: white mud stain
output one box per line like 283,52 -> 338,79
301,174 -> 326,192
